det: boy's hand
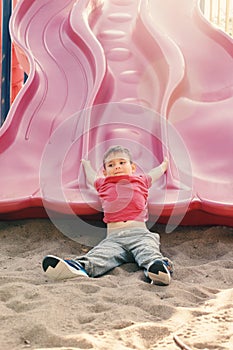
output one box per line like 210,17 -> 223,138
148,157 -> 169,183
81,159 -> 97,187
81,159 -> 91,169
81,159 -> 90,165
162,157 -> 169,172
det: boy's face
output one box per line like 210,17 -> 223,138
103,152 -> 136,177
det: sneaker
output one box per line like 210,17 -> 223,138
42,255 -> 88,280
148,259 -> 173,286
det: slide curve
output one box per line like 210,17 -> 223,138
0,0 -> 232,227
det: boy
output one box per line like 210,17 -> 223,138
42,146 -> 173,285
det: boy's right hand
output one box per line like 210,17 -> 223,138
81,159 -> 97,187
81,159 -> 90,166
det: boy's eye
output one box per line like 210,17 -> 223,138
120,161 -> 125,165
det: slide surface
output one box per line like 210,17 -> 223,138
0,0 -> 232,227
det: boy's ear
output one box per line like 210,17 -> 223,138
103,169 -> 107,177
131,163 -> 136,173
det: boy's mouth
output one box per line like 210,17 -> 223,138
114,171 -> 125,175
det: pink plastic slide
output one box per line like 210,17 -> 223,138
0,0 -> 232,228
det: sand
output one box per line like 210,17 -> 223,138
0,219 -> 232,350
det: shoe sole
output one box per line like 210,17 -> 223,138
148,261 -> 171,286
42,255 -> 87,280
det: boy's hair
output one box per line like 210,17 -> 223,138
103,145 -> 133,168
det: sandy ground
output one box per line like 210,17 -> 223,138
0,219 -> 232,350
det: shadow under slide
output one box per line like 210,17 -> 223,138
0,0 -> 232,227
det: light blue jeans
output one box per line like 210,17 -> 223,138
76,228 -> 166,278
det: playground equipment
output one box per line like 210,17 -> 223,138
0,0 -> 232,228
1,0 -> 24,123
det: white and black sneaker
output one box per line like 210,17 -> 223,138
42,255 -> 88,280
148,259 -> 173,286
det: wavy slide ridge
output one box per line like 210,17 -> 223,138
0,0 -> 106,214
0,0 -> 232,226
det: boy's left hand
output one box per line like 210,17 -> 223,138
163,157 -> 169,171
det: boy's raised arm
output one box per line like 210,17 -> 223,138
148,157 -> 169,184
81,159 -> 98,187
